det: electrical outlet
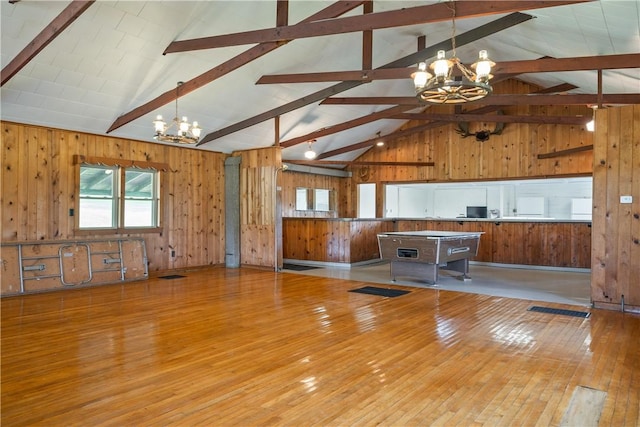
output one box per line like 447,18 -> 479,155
620,195 -> 633,204
171,250 -> 176,257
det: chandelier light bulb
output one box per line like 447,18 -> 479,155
432,50 -> 451,79
179,117 -> 190,134
472,50 -> 495,82
192,121 -> 201,138
153,115 -> 166,133
412,62 -> 431,89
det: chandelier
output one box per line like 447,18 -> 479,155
304,139 -> 317,159
153,82 -> 202,144
412,2 -> 495,104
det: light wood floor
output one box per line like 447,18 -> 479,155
2,267 -> 638,426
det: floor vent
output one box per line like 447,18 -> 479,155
528,306 -> 590,318
349,286 -> 410,298
158,274 -> 186,280
283,264 -> 320,271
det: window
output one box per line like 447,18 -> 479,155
313,189 -> 331,211
78,163 -> 160,231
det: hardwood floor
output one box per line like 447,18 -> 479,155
2,267 -> 638,426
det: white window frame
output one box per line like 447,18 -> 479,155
76,157 -> 164,234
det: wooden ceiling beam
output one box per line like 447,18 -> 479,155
197,12 -> 533,146
321,93 -> 640,106
258,53 -> 640,84
362,1 -> 373,71
278,75 -> 568,150
279,105 -> 413,148
276,1 -> 289,27
287,160 -> 435,167
317,84 -> 587,159
314,83 -> 577,160
1,0 -> 95,86
392,113 -> 590,125
165,1 -> 587,53
106,1 -> 365,134
317,122 -> 443,160
534,82 -> 579,94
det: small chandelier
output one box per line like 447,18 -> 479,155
304,139 -> 317,159
412,2 -> 495,104
153,82 -> 202,144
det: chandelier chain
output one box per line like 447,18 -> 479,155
448,1 -> 457,57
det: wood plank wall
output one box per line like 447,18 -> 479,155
1,121 -> 227,274
591,105 -> 640,311
395,220 -> 591,268
282,218 -> 393,263
236,147 -> 282,268
345,80 -> 594,218
283,218 -> 591,268
281,171 -> 350,218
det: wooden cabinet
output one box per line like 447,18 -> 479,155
1,238 -> 148,296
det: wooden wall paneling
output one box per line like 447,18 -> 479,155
477,221 -> 494,263
24,126 -> 39,241
207,153 -> 224,266
591,106 -> 608,300
2,123 -> 20,240
352,79 -> 594,186
604,108 -> 621,302
53,130 -> 70,239
283,218 -> 296,260
190,150 -> 202,266
172,147 -> 188,267
281,171 -> 344,218
238,147 -> 280,268
630,106 -> 640,307
571,223 -> 592,267
161,146 -> 173,271
1,121 -> 227,281
350,221 -> 373,263
615,106 -> 635,305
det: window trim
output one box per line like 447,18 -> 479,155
74,155 -> 167,235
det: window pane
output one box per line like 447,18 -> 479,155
314,189 -> 330,211
296,188 -> 308,210
79,165 -> 116,228
79,199 -> 115,228
80,166 -> 115,197
125,170 -> 154,198
124,200 -> 154,227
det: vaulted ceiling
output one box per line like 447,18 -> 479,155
2,1 -> 639,163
